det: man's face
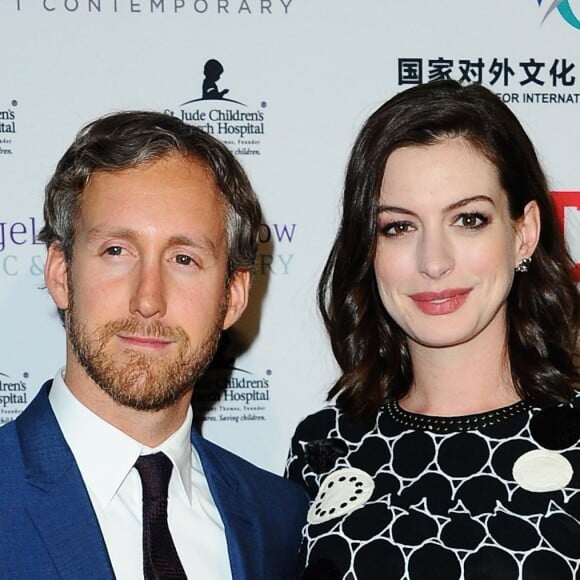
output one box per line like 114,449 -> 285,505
46,153 -> 248,411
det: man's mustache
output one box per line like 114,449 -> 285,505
98,318 -> 189,345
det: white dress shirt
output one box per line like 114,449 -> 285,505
49,369 -> 232,580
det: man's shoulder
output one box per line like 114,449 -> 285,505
195,431 -> 292,477
193,430 -> 307,501
192,434 -> 308,576
0,419 -> 19,458
0,381 -> 57,487
0,380 -> 52,441
0,419 -> 27,501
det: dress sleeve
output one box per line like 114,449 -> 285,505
284,408 -> 341,500
284,421 -> 313,496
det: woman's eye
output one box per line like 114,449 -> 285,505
455,213 -> 488,229
381,221 -> 414,236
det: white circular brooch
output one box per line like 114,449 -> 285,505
512,449 -> 573,492
307,467 -> 375,525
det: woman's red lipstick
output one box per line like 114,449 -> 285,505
409,288 -> 471,315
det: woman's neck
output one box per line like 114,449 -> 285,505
400,333 -> 520,417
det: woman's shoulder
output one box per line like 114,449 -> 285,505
287,405 -> 360,488
530,388 -> 580,415
291,405 -> 341,442
291,403 -> 378,444
525,389 -> 580,450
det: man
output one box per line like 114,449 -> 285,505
0,112 -> 307,579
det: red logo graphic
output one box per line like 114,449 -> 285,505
551,191 -> 580,282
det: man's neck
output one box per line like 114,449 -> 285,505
63,364 -> 192,447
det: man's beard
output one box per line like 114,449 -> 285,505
66,295 -> 226,412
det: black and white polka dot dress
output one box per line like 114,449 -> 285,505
286,396 -> 580,579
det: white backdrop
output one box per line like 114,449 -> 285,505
1,0 -> 579,474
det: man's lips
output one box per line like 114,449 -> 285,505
117,335 -> 174,348
409,288 -> 472,315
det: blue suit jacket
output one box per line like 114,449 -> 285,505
0,382 -> 308,579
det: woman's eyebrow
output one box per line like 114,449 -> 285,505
377,195 -> 496,215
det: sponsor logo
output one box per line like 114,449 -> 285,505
537,0 -> 580,30
397,57 -> 578,104
0,370 -> 30,425
0,216 -> 45,278
258,222 -> 296,276
182,59 -> 246,106
0,100 -> 18,156
167,59 -> 267,156
0,216 -> 296,279
193,331 -> 271,424
552,191 -> 580,281
14,0 -> 295,16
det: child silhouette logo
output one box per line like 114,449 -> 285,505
203,59 -> 229,100
181,59 -> 246,106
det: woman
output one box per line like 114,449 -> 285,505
286,80 -> 580,579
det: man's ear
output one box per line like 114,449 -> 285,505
222,270 -> 250,330
44,243 -> 70,310
515,200 -> 541,264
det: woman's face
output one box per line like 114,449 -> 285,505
374,137 -> 538,352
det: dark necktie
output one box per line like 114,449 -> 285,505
134,453 -> 188,580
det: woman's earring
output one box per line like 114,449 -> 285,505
515,257 -> 532,273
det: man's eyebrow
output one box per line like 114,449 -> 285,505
167,234 -> 219,257
378,195 -> 496,215
86,228 -> 219,257
86,226 -> 138,241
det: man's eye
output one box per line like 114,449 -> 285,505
175,254 -> 195,266
104,246 -> 124,256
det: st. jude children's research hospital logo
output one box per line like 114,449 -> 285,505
0,100 -> 18,156
0,370 -> 30,425
193,330 -> 272,426
165,59 -> 266,156
537,0 -> 580,29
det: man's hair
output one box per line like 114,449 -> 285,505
319,79 -> 579,417
39,110 -> 262,277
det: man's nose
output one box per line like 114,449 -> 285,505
129,260 -> 167,319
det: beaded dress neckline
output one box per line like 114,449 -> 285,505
385,399 -> 530,433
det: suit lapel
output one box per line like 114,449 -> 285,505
191,429 -> 262,580
17,382 -> 115,580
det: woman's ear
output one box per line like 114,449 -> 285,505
514,200 -> 541,265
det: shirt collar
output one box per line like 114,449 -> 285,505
48,368 -> 193,505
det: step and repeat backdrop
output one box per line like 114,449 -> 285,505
1,0 -> 579,473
